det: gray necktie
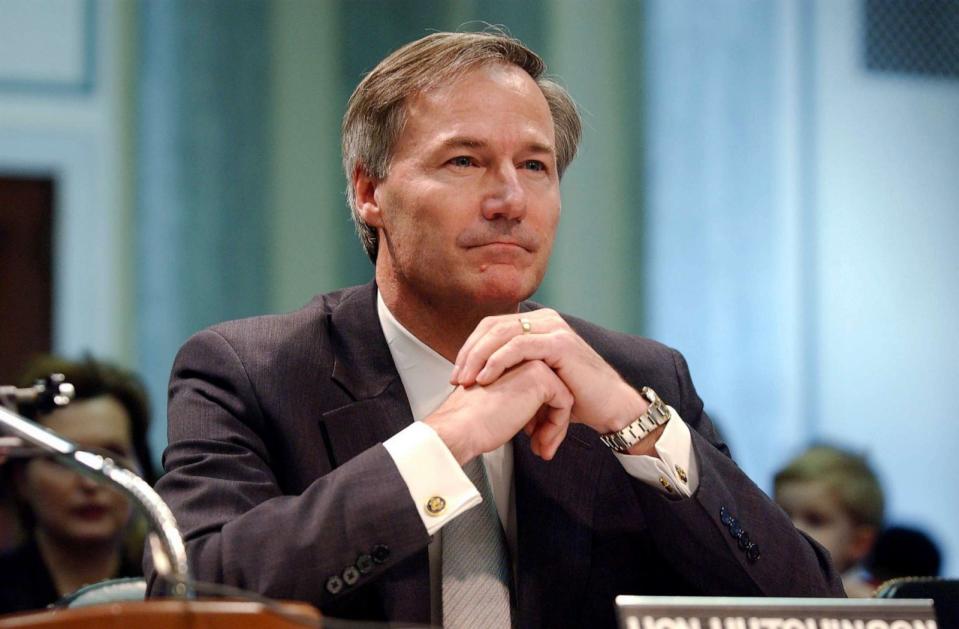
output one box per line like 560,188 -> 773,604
442,457 -> 512,628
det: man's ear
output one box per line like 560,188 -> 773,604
353,165 -> 385,229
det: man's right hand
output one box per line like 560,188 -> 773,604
424,359 -> 573,465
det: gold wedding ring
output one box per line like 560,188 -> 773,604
519,317 -> 532,334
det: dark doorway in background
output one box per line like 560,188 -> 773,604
0,176 -> 54,386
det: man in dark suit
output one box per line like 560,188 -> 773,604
148,31 -> 843,627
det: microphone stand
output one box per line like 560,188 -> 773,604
0,379 -> 193,599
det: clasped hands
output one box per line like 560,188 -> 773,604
423,309 -> 656,465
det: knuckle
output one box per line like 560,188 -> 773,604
480,315 -> 497,327
526,359 -> 547,375
554,327 -> 579,346
485,353 -> 505,370
526,360 -> 553,382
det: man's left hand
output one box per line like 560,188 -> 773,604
450,309 -> 656,447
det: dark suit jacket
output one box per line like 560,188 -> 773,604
0,538 -> 142,615
147,282 -> 842,627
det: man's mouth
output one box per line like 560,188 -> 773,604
473,241 -> 528,250
457,227 -> 539,253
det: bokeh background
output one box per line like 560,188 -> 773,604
1,0 -> 957,575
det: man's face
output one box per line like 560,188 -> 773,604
362,63 -> 561,311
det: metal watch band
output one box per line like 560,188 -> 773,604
599,387 -> 671,452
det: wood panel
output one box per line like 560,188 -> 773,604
0,176 -> 53,386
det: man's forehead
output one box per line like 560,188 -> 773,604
400,63 -> 555,145
408,62 -> 541,105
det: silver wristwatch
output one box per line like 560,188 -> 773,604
599,387 -> 671,452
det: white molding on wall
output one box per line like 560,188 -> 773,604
0,1 -> 129,363
0,0 -> 96,94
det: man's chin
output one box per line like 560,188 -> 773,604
464,270 -> 540,308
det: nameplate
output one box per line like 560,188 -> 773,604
615,596 -> 937,629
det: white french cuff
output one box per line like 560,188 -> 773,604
613,405 -> 699,498
383,421 -> 482,535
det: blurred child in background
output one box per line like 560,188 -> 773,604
774,445 -> 883,597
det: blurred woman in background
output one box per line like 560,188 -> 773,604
0,356 -> 156,615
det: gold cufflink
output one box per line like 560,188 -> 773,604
675,465 -> 688,483
659,477 -> 674,494
425,496 -> 447,516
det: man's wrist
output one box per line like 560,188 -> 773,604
423,412 -> 475,466
623,425 -> 666,456
602,382 -> 650,434
599,386 -> 670,456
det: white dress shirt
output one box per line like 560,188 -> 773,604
377,292 -> 699,620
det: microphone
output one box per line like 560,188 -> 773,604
0,373 -> 75,411
0,376 -> 193,599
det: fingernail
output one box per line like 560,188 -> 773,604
450,365 -> 460,383
476,367 -> 489,382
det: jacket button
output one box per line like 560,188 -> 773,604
343,565 -> 360,585
720,507 -> 733,526
372,544 -> 391,564
729,523 -> 744,539
746,543 -> 761,563
738,532 -> 751,550
356,553 -> 374,574
326,575 -> 344,595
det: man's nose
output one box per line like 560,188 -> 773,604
481,164 -> 527,221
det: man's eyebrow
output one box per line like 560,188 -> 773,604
437,136 -> 555,154
440,137 -> 486,150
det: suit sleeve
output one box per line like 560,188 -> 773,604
145,328 -> 430,607
626,348 -> 845,597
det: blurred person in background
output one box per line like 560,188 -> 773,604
774,445 -> 884,597
0,356 -> 156,615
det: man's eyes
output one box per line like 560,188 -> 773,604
522,160 -> 547,172
444,156 -> 548,172
448,156 -> 475,168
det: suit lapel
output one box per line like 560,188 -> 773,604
321,282 -> 414,465
320,281 -> 430,624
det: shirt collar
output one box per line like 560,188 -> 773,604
377,291 -> 455,422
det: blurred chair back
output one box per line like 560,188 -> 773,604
875,577 -> 959,628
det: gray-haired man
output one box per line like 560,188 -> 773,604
149,31 -> 843,627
